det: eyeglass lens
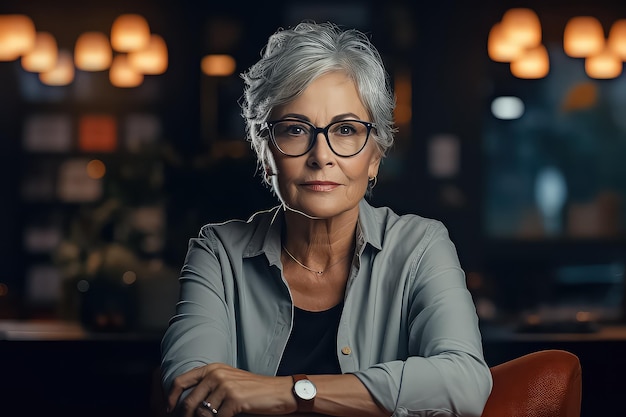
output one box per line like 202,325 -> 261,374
271,119 -> 370,157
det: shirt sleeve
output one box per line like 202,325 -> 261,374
160,227 -> 234,395
353,223 -> 493,417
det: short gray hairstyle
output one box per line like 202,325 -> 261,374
240,21 -> 396,172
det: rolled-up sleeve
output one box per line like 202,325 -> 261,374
353,223 -> 492,417
160,228 -> 234,393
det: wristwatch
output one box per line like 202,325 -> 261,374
292,374 -> 316,412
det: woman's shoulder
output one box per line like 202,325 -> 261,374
197,206 -> 280,240
364,202 -> 448,235
361,204 -> 456,269
361,202 -> 452,253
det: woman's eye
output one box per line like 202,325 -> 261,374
284,125 -> 308,136
337,124 -> 356,135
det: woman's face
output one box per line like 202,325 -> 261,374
267,71 -> 381,220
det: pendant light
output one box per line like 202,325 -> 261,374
0,14 -> 36,61
127,34 -> 168,75
510,45 -> 550,79
39,49 -> 74,86
488,23 -> 523,62
109,54 -> 143,87
564,16 -> 605,58
500,8 -> 542,48
111,14 -> 150,52
75,31 -> 112,71
585,48 -> 622,79
21,32 -> 58,72
201,54 -> 236,76
608,19 -> 626,60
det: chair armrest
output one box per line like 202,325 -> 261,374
481,349 -> 582,417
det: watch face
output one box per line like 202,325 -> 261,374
294,379 -> 317,400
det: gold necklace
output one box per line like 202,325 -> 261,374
282,245 -> 350,275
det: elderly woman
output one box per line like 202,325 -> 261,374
161,21 -> 492,417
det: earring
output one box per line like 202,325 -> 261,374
368,176 -> 377,189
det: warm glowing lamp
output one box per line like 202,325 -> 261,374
501,8 -> 542,48
0,14 -> 36,61
39,49 -> 74,86
488,23 -> 523,62
86,159 -> 106,179
608,19 -> 626,60
563,16 -> 605,58
109,54 -> 143,87
110,14 -> 150,52
127,34 -> 168,74
510,45 -> 549,79
75,31 -> 112,71
21,32 -> 58,72
585,48 -> 622,79
201,54 -> 236,76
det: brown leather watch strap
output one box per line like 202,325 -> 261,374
292,374 -> 315,412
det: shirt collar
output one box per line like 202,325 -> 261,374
356,199 -> 383,251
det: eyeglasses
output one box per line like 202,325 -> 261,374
262,118 -> 376,157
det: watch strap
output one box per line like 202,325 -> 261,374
292,374 -> 315,412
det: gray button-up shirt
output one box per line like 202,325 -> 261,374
161,200 -> 492,417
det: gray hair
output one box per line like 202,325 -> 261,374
240,21 -> 396,173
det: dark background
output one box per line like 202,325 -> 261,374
1,1 -> 626,416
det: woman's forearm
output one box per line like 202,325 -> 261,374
305,374 -> 392,417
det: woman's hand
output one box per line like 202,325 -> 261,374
167,363 -> 297,417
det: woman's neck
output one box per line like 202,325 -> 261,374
282,208 -> 358,266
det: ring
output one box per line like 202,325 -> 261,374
201,400 -> 218,414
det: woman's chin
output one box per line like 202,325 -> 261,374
282,203 -> 327,220
282,200 -> 359,222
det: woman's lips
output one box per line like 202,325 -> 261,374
302,181 -> 340,191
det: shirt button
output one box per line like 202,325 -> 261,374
341,346 -> 352,355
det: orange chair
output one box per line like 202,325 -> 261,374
481,349 -> 582,417
151,349 -> 582,417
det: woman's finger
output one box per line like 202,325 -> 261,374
200,400 -> 218,414
199,387 -> 227,417
167,366 -> 211,414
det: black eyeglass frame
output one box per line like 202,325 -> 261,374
262,118 -> 377,157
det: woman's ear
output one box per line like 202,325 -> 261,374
263,145 -> 278,180
368,153 -> 381,179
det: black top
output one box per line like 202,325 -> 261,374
276,302 -> 343,376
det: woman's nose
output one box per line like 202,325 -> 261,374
307,132 -> 334,167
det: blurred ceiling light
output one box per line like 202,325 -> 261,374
0,14 -> 36,61
21,32 -> 58,72
110,14 -> 150,52
608,19 -> 626,60
39,49 -> 74,86
563,16 -> 605,58
109,54 -> 143,87
491,96 -> 525,120
534,166 -> 568,235
75,31 -> 112,71
86,159 -> 106,179
585,48 -> 622,79
488,23 -> 524,62
127,34 -> 168,74
510,44 -> 549,79
501,8 -> 542,48
201,54 -> 236,76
